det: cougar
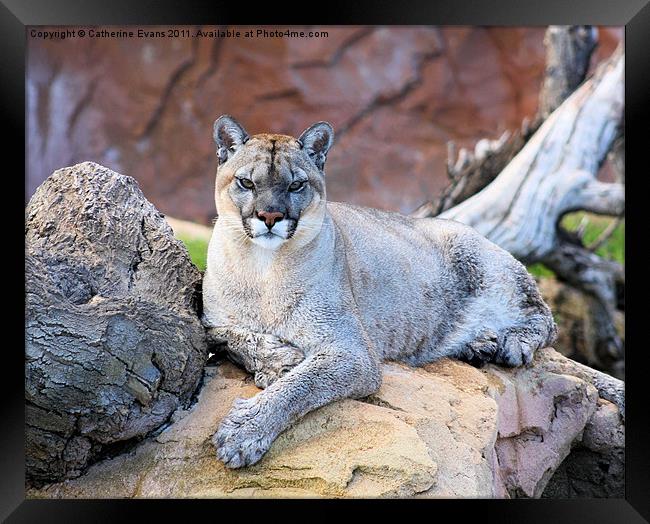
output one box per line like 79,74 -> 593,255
202,115 -> 557,469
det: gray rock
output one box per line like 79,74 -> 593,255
542,398 -> 624,498
25,162 -> 208,485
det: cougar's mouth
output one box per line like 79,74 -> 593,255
258,231 -> 282,239
250,231 -> 287,250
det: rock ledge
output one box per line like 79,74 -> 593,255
29,348 -> 623,498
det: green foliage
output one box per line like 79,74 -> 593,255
561,212 -> 624,265
526,212 -> 624,279
527,262 -> 556,279
178,235 -> 209,271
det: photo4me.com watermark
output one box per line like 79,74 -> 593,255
28,27 -> 330,40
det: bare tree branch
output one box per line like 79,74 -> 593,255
438,50 -> 623,263
563,179 -> 625,216
543,237 -> 623,310
608,134 -> 625,183
412,25 -> 599,218
411,30 -> 625,376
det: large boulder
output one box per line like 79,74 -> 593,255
27,348 -> 622,499
25,162 -> 208,485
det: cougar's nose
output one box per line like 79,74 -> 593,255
256,210 -> 284,229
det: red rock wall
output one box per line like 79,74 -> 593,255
27,26 -> 621,224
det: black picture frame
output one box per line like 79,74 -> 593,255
5,0 -> 649,521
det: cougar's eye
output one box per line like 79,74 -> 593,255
288,180 -> 305,192
237,178 -> 254,190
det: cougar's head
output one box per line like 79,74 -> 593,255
212,115 -> 333,250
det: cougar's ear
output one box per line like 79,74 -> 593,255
213,115 -> 249,165
298,121 -> 334,171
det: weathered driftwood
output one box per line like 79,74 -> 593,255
412,25 -> 599,218
440,49 -> 623,258
25,162 -> 208,485
437,47 -> 624,378
607,134 -> 625,184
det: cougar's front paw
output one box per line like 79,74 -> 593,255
254,335 -> 304,389
212,396 -> 275,469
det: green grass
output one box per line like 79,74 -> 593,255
176,211 -> 625,279
179,235 -> 209,271
527,262 -> 557,279
562,212 -> 624,264
526,212 -> 624,278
